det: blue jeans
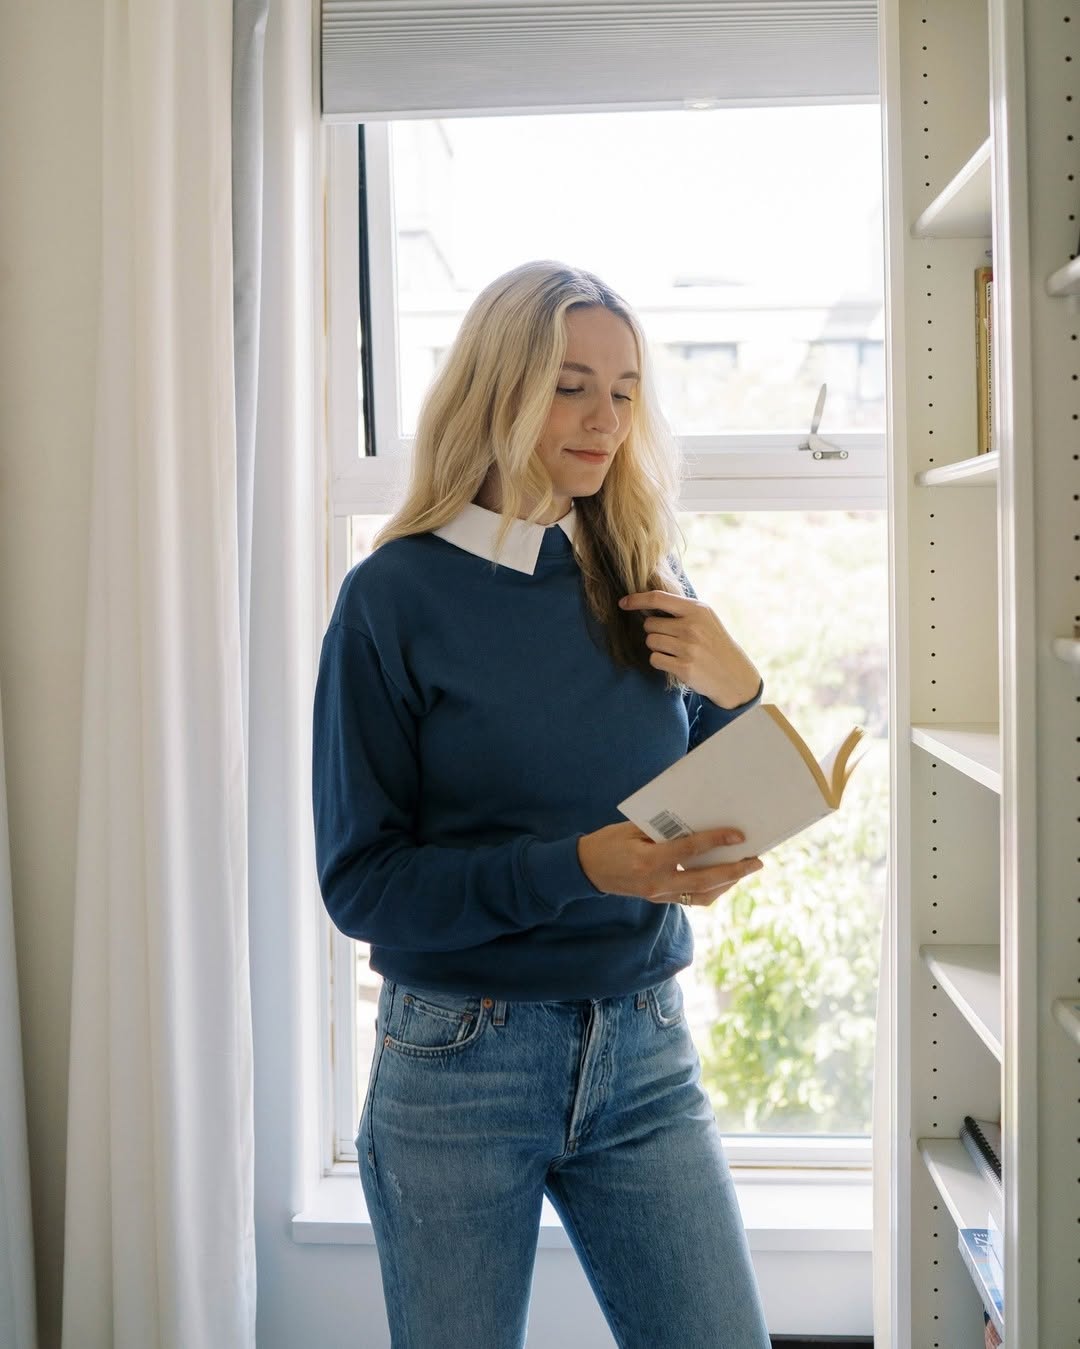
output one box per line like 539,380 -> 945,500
357,975 -> 771,1349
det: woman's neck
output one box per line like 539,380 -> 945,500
473,474 -> 572,526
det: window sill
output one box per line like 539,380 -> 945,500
291,1167 -> 872,1253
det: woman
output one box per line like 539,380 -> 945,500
312,261 -> 771,1348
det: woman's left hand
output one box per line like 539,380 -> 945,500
619,590 -> 761,710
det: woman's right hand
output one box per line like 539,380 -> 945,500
576,822 -> 763,908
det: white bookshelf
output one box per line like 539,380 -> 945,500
921,944 -> 1002,1060
910,138 -> 992,239
914,450 -> 998,487
910,725 -> 1001,793
881,0 -> 1078,1343
1051,634 -> 1080,666
1052,998 -> 1080,1046
1045,254 -> 1080,297
918,1138 -> 1000,1230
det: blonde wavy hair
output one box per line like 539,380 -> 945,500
374,260 -> 686,677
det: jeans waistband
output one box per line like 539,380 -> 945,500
383,978 -> 661,1026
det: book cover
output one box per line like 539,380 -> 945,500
986,276 -> 993,452
986,1207 -> 1004,1291
617,704 -> 868,868
958,1227 -> 1004,1338
975,263 -> 993,454
960,1115 -> 1003,1199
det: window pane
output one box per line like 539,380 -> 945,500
677,510 -> 887,1135
384,105 -> 884,440
341,509 -> 886,1139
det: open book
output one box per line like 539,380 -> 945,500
618,703 -> 868,868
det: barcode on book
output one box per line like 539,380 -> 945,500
648,809 -> 693,841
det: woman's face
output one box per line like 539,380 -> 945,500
536,305 -> 640,511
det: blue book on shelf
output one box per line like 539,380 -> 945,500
958,1227 -> 1004,1339
986,1207 -> 1004,1289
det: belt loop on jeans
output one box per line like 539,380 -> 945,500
635,990 -> 648,1011
492,999 -> 508,1026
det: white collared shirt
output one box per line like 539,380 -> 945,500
432,502 -> 578,576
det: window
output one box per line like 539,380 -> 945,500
340,509 -> 887,1151
677,510 -> 886,1138
326,103 -> 888,505
370,111 -> 885,444
378,108 -> 884,442
323,101 -> 887,1172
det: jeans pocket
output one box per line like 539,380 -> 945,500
384,985 -> 487,1057
647,975 -> 686,1029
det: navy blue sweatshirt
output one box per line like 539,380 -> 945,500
311,505 -> 761,1001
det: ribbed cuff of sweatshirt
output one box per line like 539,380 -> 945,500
523,835 -> 605,912
693,676 -> 764,743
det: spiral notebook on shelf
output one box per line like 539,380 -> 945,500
960,1115 -> 1002,1199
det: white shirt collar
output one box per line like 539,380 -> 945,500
432,503 -> 578,576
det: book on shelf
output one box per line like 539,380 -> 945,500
958,1227 -> 1005,1339
960,1115 -> 1002,1199
617,703 -> 868,867
975,262 -> 993,454
986,1207 -> 1004,1290
983,1310 -> 1003,1348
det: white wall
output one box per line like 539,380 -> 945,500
0,4 -> 102,1347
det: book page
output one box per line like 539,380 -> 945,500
617,704 -> 843,868
819,725 -> 870,804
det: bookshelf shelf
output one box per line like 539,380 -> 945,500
911,139 -> 992,239
1045,255 -> 1080,297
1051,636 -> 1080,667
923,1139 -> 1007,1343
918,1138 -> 999,1231
914,451 -> 998,487
910,725 -> 1001,793
1052,998 -> 1080,1046
921,945 -> 1002,1059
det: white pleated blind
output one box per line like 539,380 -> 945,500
321,2 -> 879,120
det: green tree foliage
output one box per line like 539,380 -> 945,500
698,761 -> 886,1133
680,511 -> 888,1135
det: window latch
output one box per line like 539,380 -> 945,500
798,383 -> 849,460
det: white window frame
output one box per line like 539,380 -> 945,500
320,117 -> 885,1181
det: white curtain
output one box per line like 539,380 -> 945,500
232,0 -> 270,725
61,2 -> 256,1344
0,684 -> 37,1349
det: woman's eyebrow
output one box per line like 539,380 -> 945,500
561,361 -> 640,381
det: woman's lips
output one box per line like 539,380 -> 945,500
566,449 -> 608,463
